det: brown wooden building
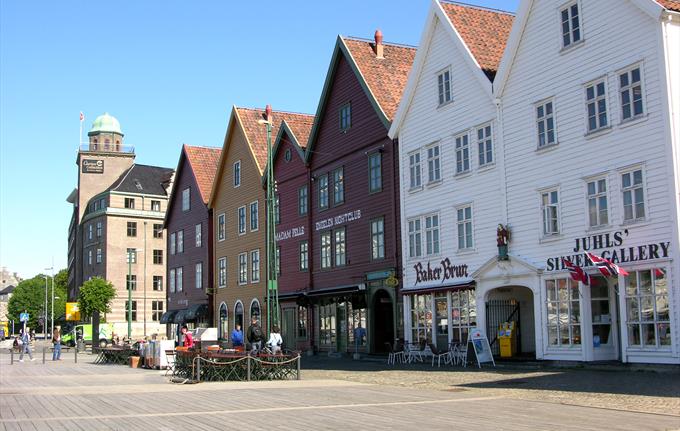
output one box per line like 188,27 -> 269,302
162,145 -> 221,341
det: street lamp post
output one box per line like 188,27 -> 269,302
45,266 -> 54,339
43,275 -> 49,339
127,250 -> 132,339
258,105 -> 279,334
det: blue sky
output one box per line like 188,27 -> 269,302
0,0 -> 519,279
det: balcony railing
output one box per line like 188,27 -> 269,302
79,143 -> 135,154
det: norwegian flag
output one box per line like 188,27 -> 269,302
80,112 -> 84,122
586,252 -> 629,277
562,258 -> 590,285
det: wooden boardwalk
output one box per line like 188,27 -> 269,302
1,354 -> 678,430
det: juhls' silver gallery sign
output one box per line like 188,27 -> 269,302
315,209 -> 362,231
82,159 -> 104,174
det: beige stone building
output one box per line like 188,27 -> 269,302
67,113 -> 174,338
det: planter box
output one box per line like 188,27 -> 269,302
129,356 -> 141,368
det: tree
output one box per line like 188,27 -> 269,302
7,274 -> 67,332
77,277 -> 116,318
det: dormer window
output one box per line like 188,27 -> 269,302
339,103 -> 351,131
561,2 -> 581,49
437,68 -> 452,106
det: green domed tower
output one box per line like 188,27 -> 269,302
87,112 -> 124,151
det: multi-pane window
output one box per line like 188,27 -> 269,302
622,169 -> 645,221
151,200 -> 161,212
369,153 -> 382,193
153,275 -> 163,291
251,250 -> 260,282
234,161 -> 241,187
587,179 -> 608,227
153,223 -> 163,239
238,253 -> 248,284
561,2 -> 581,48
218,213 -> 225,241
126,248 -> 137,263
299,241 -> 308,271
318,174 -> 329,210
625,268 -> 670,348
409,152 -> 421,189
126,275 -> 137,291
455,133 -> 470,174
88,224 -> 93,240
96,248 -> 102,264
320,231 -> 332,269
127,222 -> 137,237
546,278 -> 581,346
410,294 -> 433,345
339,103 -> 351,130
169,269 -> 176,293
427,145 -> 440,183
408,219 -> 422,258
450,290 -> 477,344
457,206 -> 473,250
335,228 -> 346,267
620,66 -> 644,121
586,80 -> 608,132
274,195 -> 280,225
536,100 -> 556,148
177,230 -> 184,253
297,306 -> 308,338
153,249 -> 163,265
371,218 -> 385,260
195,262 -> 203,289
170,232 -> 176,255
124,198 -> 135,209
250,201 -> 259,231
96,222 -> 103,238
298,186 -> 308,215
477,124 -> 493,166
425,215 -> 440,255
125,301 -> 137,322
333,167 -> 344,205
218,257 -> 227,288
176,267 -> 183,292
182,188 -> 190,211
195,223 -> 202,247
88,250 -> 93,265
152,301 -> 163,322
437,68 -> 452,105
541,190 -> 560,236
238,206 -> 246,235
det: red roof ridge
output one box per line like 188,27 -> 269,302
341,35 -> 418,49
438,0 -> 515,16
235,106 -> 314,117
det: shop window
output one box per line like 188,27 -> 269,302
250,300 -> 261,322
318,303 -> 336,347
410,294 -> 432,345
450,290 -> 476,344
219,303 -> 228,339
297,306 -> 308,339
347,301 -> 367,347
625,268 -> 670,349
234,301 -> 244,329
546,278 -> 581,347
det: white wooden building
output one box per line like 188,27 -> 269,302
390,0 -> 680,364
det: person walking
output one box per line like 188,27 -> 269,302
231,324 -> 244,350
19,328 -> 34,362
247,317 -> 264,353
266,326 -> 283,355
52,327 -> 62,361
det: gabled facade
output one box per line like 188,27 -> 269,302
301,33 -> 415,354
389,0 -> 514,352
162,144 -> 221,340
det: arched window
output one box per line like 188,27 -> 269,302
104,138 -> 110,151
218,302 -> 228,339
250,299 -> 261,323
234,301 -> 244,330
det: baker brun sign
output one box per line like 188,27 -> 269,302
413,257 -> 469,285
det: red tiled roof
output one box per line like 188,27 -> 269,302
235,107 -> 314,172
184,145 -> 222,204
342,37 -> 416,120
439,1 -> 514,80
657,0 -> 680,11
283,115 -> 314,149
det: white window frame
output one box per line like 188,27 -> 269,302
238,252 -> 248,285
408,150 -> 422,190
238,206 -> 246,235
540,188 -> 560,237
233,160 -> 241,187
217,213 -> 226,241
250,201 -> 259,232
298,185 -> 308,215
320,231 -> 332,269
585,176 -> 609,228
195,262 -> 203,289
618,63 -> 645,123
436,67 -> 452,106
559,1 -> 582,50
407,218 -> 422,259
585,77 -> 609,134
456,204 -> 474,250
334,227 -> 346,267
536,98 -> 557,149
182,188 -> 190,211
455,132 -> 470,175
426,143 -> 441,184
318,174 -> 329,210
545,278 -> 582,347
476,123 -> 493,167
620,166 -> 647,223
218,257 -> 227,288
299,241 -> 309,271
195,223 -> 202,247
371,218 -> 385,260
425,214 -> 440,256
624,268 -> 671,350
250,249 -> 260,283
333,167 -> 345,206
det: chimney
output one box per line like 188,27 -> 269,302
265,104 -> 273,123
374,29 -> 384,59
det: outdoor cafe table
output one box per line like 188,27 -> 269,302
94,347 -> 138,365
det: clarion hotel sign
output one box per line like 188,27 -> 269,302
82,159 -> 104,174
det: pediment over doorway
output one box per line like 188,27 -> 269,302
472,254 -> 542,283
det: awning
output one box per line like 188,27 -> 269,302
401,281 -> 475,295
184,303 -> 208,321
174,309 -> 188,324
306,284 -> 365,297
278,292 -> 305,300
159,310 -> 178,324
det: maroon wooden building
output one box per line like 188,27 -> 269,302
162,144 -> 221,341
275,31 -> 414,354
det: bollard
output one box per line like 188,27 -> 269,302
42,346 -> 46,364
10,348 -> 14,365
75,345 -> 78,363
297,355 -> 301,380
247,356 -> 251,381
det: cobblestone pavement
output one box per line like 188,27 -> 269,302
301,356 -> 680,417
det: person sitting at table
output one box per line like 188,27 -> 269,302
181,325 -> 194,349
231,324 -> 244,350
266,326 -> 283,355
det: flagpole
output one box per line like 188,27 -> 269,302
79,112 -> 84,145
